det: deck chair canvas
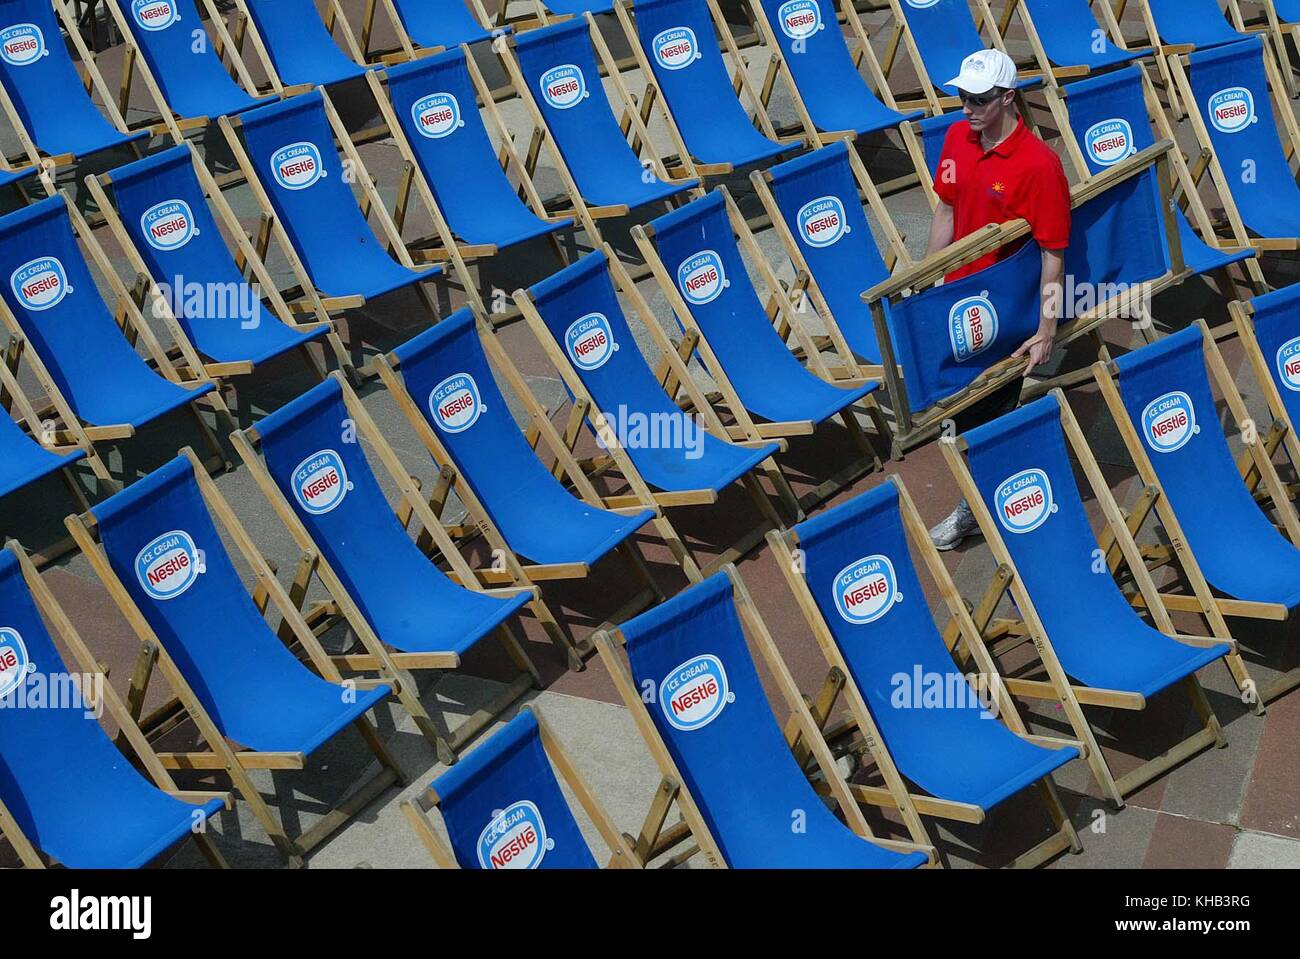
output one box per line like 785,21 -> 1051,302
402,705 -> 641,868
377,306 -> 667,664
594,567 -> 935,868
230,0 -> 368,93
1012,0 -> 1151,79
744,0 -> 924,148
941,391 -> 1241,805
0,193 -> 233,477
1093,322 -> 1300,707
767,477 -> 1082,868
1170,37 -> 1300,246
0,541 -> 231,868
0,0 -> 152,173
751,140 -> 913,379
1046,63 -> 1266,300
612,0 -> 793,176
514,248 -> 789,579
88,143 -> 352,387
635,187 -> 887,511
356,0 -> 501,64
368,47 -> 573,317
1236,0 -> 1300,98
65,450 -> 407,866
496,17 -> 700,239
219,89 -> 443,337
105,0 -> 270,135
231,373 -> 548,763
1230,284 -> 1300,489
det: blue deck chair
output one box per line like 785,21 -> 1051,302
756,142 -> 904,368
0,0 -> 148,165
1181,37 -> 1300,240
111,0 -> 269,124
0,356 -> 84,503
235,0 -> 368,89
0,195 -> 224,441
773,478 -> 1081,865
236,374 -> 546,761
751,0 -> 922,141
596,569 -> 932,868
403,705 -> 640,868
639,189 -> 884,487
952,392 -> 1238,803
222,90 -> 440,307
0,543 -> 228,869
508,19 -> 698,218
1143,0 -> 1248,50
69,452 -> 405,863
622,0 -> 790,172
1018,0 -> 1150,73
380,49 -> 572,252
1056,65 -> 1257,279
1099,323 -> 1300,705
96,144 -> 338,378
369,0 -> 501,58
1239,283 -> 1300,454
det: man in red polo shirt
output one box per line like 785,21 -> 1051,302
927,49 -> 1071,550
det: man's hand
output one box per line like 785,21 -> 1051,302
1013,323 -> 1057,375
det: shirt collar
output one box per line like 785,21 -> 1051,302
966,117 -> 1028,158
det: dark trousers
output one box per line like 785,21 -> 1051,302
952,377 -> 1024,435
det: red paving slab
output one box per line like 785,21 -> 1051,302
1141,814 -> 1238,869
1239,689 -> 1300,839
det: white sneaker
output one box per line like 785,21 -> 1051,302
929,500 -> 979,551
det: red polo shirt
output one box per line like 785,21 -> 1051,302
934,117 -> 1071,281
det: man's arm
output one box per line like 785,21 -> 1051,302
925,199 -> 954,258
1013,247 -> 1064,374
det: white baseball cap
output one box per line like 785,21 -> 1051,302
945,49 -> 1017,95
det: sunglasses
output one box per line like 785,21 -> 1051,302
959,90 -> 1003,108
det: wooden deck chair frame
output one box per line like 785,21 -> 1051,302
630,184 -> 888,514
374,308 -> 667,669
355,0 -> 502,65
1229,296 -> 1300,506
765,478 -> 1082,868
0,539 -> 233,869
217,87 -> 444,364
513,244 -> 793,580
85,144 -> 354,389
365,57 -> 572,320
230,372 -> 547,763
492,19 -> 703,246
609,0 -> 795,177
0,193 -> 235,477
64,447 -> 408,867
1092,318 -> 1300,708
103,0 -> 264,141
0,0 -> 161,176
1043,67 -> 1268,307
750,145 -> 913,386
1167,48 -> 1300,252
593,563 -> 937,868
940,389 -> 1238,807
1232,0 -> 1300,98
860,139 -> 1184,454
1002,0 -> 1138,90
401,703 -> 643,867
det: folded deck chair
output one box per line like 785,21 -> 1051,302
941,391 -> 1239,805
0,541 -> 230,869
220,89 -> 442,323
887,0 -> 1048,114
499,17 -> 699,238
768,477 -> 1082,867
0,193 -> 232,472
0,0 -> 151,170
515,249 -> 787,578
402,705 -> 641,868
613,0 -> 792,174
89,143 -> 350,385
369,48 -> 572,315
752,141 -> 912,376
232,0 -> 368,91
378,306 -> 667,659
66,450 -> 407,866
595,567 -> 934,868
357,0 -> 501,63
746,0 -> 923,146
232,373 -> 545,762
1048,64 -> 1265,298
1094,322 -> 1300,706
1015,0 -> 1151,77
1171,37 -> 1300,245
636,187 -> 886,510
106,0 -> 269,133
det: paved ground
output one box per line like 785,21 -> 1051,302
1,1 -> 1297,869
